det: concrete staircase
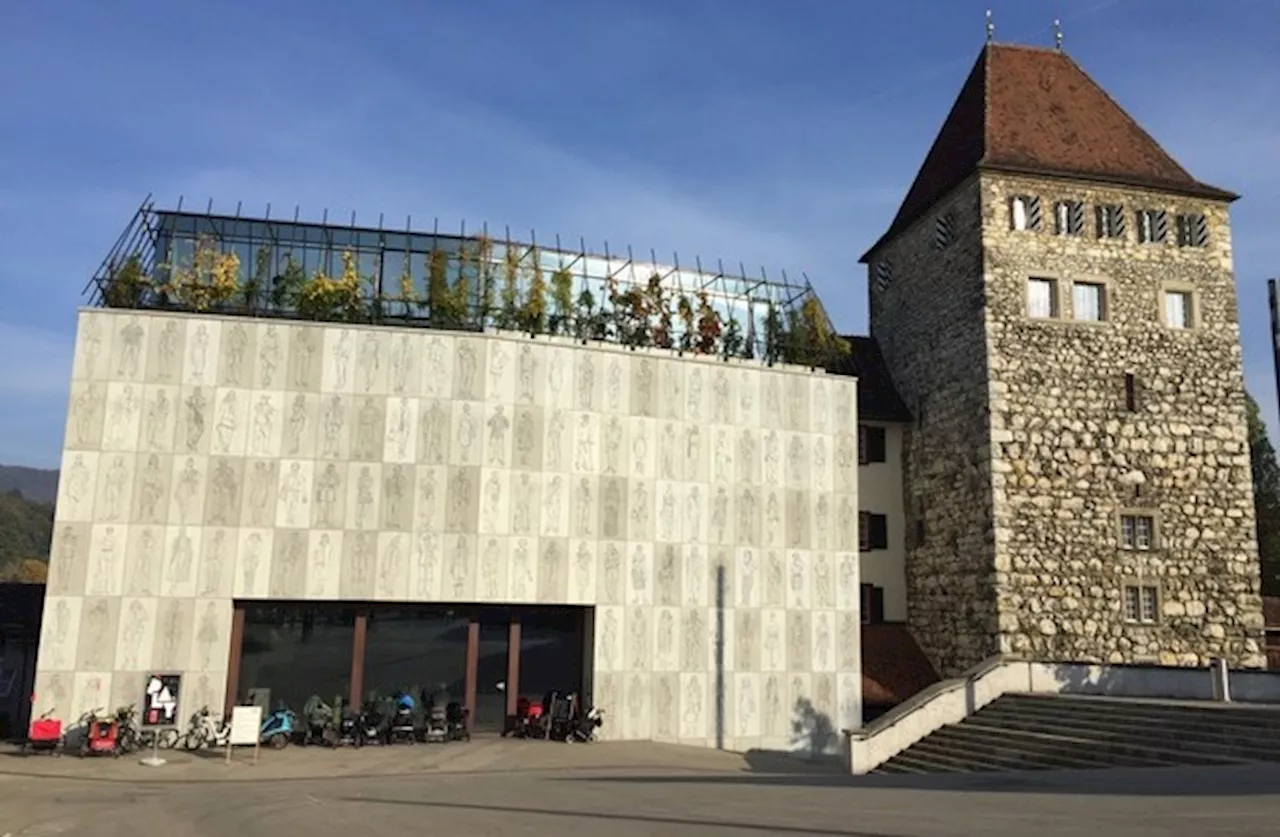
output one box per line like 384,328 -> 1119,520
873,693 -> 1280,774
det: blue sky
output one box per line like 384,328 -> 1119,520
1,0 -> 1278,468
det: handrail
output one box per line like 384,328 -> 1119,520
843,654 -> 1019,741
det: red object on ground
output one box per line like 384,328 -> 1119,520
29,719 -> 62,742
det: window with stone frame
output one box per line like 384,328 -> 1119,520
1011,195 -> 1042,231
1054,199 -> 1085,236
1176,213 -> 1209,247
859,511 -> 888,551
1027,277 -> 1060,318
1096,204 -> 1127,239
858,424 -> 887,464
1071,281 -> 1107,322
1163,289 -> 1194,329
1136,208 -> 1168,244
1120,513 -> 1157,550
1123,584 -> 1160,624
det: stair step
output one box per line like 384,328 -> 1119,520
929,726 -> 1165,770
906,736 -> 1078,772
876,750 -> 972,774
1001,694 -> 1280,724
977,707 -> 1280,745
957,721 -> 1251,766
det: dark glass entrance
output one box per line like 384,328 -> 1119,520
228,602 -> 590,730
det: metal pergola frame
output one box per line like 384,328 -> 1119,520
88,197 -> 842,364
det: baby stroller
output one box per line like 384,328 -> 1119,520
423,700 -> 448,743
504,695 -> 544,738
569,706 -> 604,742
445,701 -> 470,742
388,691 -> 419,744
302,695 -> 337,746
23,709 -> 64,756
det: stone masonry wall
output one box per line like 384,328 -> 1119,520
867,176 -> 1001,677
981,172 -> 1266,668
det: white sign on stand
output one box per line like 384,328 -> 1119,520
225,705 -> 263,765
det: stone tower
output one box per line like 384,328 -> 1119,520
862,42 -> 1266,676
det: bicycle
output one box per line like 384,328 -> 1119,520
180,705 -> 231,750
116,704 -> 179,752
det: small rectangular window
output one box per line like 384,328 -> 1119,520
1137,209 -> 1168,244
859,512 -> 888,551
1055,200 -> 1085,236
1176,213 -> 1209,247
858,425 -> 887,464
1011,195 -> 1042,231
1072,281 -> 1106,322
1124,373 -> 1137,412
1096,204 -> 1126,239
1120,513 -> 1156,550
1124,585 -> 1160,624
1164,290 -> 1194,329
1028,277 -> 1059,318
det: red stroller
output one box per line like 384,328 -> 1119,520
23,709 -> 64,756
504,696 -> 545,738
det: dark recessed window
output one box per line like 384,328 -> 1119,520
1124,373 -> 1137,412
1176,213 -> 1209,247
1054,200 -> 1085,236
858,425 -> 887,464
1137,209 -> 1168,244
859,512 -> 889,551
1096,204 -> 1126,239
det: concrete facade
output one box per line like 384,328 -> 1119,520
36,308 -> 862,752
865,172 -> 1265,676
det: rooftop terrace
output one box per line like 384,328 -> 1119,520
91,198 -> 849,368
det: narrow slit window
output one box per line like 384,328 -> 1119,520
1124,373 -> 1137,412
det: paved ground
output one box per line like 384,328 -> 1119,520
1,736 -> 1278,836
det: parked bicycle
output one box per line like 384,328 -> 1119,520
180,705 -> 231,750
118,704 -> 179,751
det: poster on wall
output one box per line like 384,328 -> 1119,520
141,673 -> 181,728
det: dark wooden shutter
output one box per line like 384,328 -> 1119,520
1191,214 -> 1208,247
1026,196 -> 1042,230
867,427 -> 887,463
869,513 -> 889,550
1068,201 -> 1084,235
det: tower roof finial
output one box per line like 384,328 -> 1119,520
986,9 -> 995,43
1053,19 -> 1063,51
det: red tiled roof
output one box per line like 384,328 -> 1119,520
861,623 -> 940,705
862,42 -> 1236,261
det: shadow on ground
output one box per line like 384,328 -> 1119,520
561,761 -> 1280,797
330,794 -> 900,837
